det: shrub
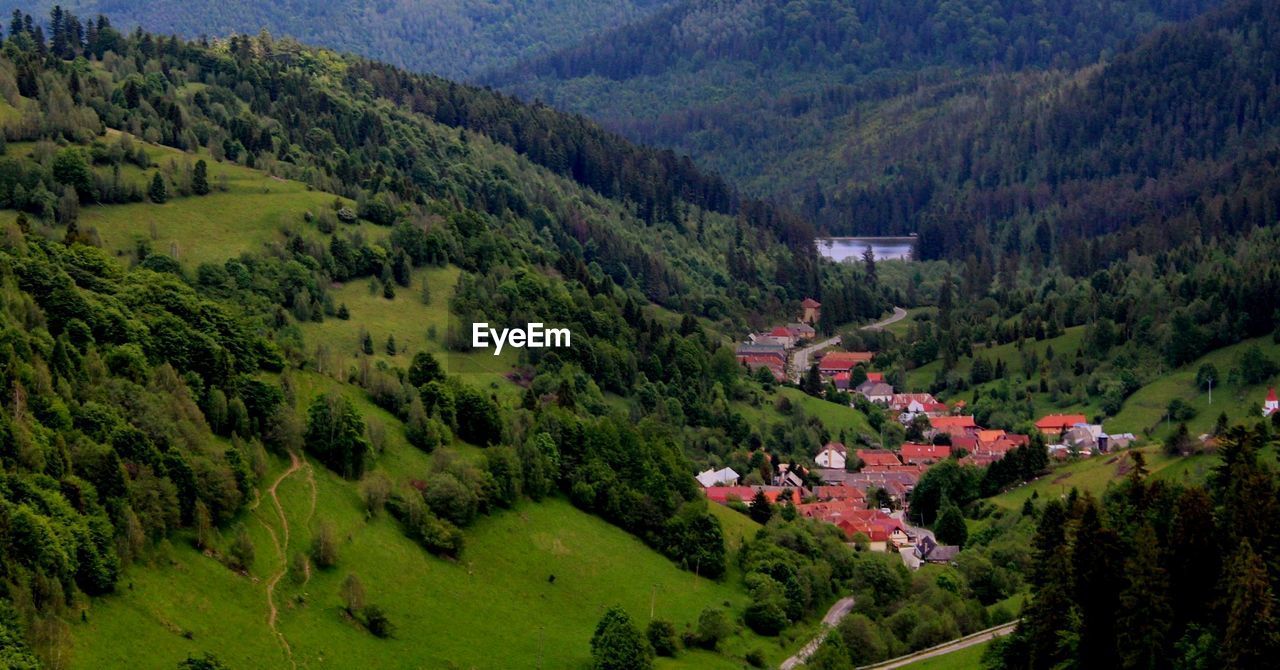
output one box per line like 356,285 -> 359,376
646,620 -> 678,657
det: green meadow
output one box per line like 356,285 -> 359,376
1107,335 -> 1280,439
898,639 -> 992,669
73,369 -> 787,669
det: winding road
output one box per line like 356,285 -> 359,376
779,597 -> 857,670
790,307 -> 908,382
861,306 -> 909,332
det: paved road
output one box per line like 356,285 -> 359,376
862,306 -> 909,332
779,597 -> 857,670
792,335 -> 841,382
859,621 -> 1020,670
788,307 -> 907,382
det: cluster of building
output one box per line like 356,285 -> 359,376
733,298 -> 822,381
1037,413 -> 1134,457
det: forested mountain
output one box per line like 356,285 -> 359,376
1,0 -> 675,80
491,0 -> 1272,259
0,8 -> 912,667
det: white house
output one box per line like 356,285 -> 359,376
696,467 -> 739,488
1266,388 -> 1279,417
815,442 -> 847,469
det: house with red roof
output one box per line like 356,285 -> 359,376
812,486 -> 866,503
901,443 -> 952,465
891,393 -> 948,420
1265,388 -> 1279,417
929,415 -> 979,438
703,486 -> 802,505
1036,414 -> 1088,436
856,449 -> 902,468
819,351 -> 875,376
833,371 -> 852,391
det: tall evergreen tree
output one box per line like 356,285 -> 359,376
192,159 -> 210,195
1222,539 -> 1279,669
1117,524 -> 1171,670
148,172 -> 168,203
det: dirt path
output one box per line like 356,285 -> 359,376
262,451 -> 304,669
779,596 -> 857,670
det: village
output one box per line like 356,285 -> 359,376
715,299 -> 1141,568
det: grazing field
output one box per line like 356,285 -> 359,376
74,370 -> 780,669
898,639 -> 991,669
1107,336 -> 1280,439
989,443 -> 1279,511
296,264 -> 522,398
906,326 -> 1087,392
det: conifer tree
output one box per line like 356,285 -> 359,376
148,172 -> 168,203
1223,539 -> 1279,668
1117,524 -> 1171,670
192,159 -> 210,195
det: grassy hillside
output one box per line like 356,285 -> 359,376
1108,335 -> 1280,439
899,640 -> 991,669
72,369 -> 784,669
23,126 -> 815,668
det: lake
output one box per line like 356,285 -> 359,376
816,236 -> 915,262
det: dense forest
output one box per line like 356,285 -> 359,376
490,0 -> 1229,240
5,0 -> 676,80
986,426 -> 1280,670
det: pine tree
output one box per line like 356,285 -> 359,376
148,172 -> 168,203
1117,524 -> 1171,670
1167,487 -> 1219,631
1223,539 -> 1279,668
1071,500 -> 1123,669
361,331 -> 373,355
192,159 -> 210,195
802,362 -> 823,396
749,489 -> 773,525
385,335 -> 396,356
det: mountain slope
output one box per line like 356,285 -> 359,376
489,0 -> 1222,214
5,0 -> 676,80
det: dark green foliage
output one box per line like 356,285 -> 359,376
748,489 -> 773,524
191,159 -> 210,196
453,385 -> 502,446
407,352 -> 445,388
148,172 -> 168,203
661,504 -> 726,578
998,425 -> 1280,670
590,606 -> 653,670
645,619 -> 678,657
934,502 -> 967,547
909,461 -> 980,525
303,394 -> 371,478
685,607 -> 730,651
177,653 -> 229,670
362,604 -> 395,638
